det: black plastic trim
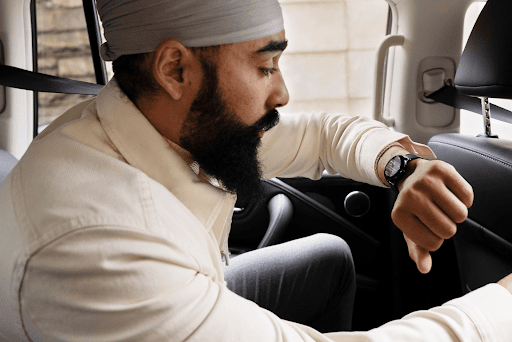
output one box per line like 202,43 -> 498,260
30,0 -> 38,137
0,40 -> 5,114
82,0 -> 107,85
267,178 -> 380,247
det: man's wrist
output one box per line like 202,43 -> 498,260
376,144 -> 411,187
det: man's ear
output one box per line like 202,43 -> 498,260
152,40 -> 195,100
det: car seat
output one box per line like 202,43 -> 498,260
427,0 -> 512,293
0,149 -> 17,186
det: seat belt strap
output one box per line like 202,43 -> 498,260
426,85 -> 512,125
2,64 -> 511,125
0,64 -> 103,95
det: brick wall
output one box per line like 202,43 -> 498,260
36,0 -> 96,128
35,0 -> 389,128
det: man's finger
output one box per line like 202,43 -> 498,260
392,208 -> 444,252
415,199 -> 458,239
432,184 -> 469,224
439,162 -> 474,209
405,234 -> 433,274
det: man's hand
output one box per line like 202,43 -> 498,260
392,159 -> 474,274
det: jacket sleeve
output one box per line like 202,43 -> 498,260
326,284 -> 512,342
259,112 -> 433,187
20,227 -> 512,342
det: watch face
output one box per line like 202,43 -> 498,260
385,155 -> 402,178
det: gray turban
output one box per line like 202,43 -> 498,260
96,0 -> 284,61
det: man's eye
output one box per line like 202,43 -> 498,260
261,68 -> 276,77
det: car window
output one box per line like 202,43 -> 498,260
35,0 -> 389,132
35,0 -> 97,133
278,0 -> 389,117
460,2 -> 512,139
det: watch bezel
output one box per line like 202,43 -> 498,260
384,155 -> 405,180
384,154 -> 421,193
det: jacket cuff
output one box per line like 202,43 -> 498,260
443,284 -> 512,341
358,130 -> 436,187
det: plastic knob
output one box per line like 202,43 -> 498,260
344,191 -> 370,218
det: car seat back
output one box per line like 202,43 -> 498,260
0,149 -> 17,186
429,134 -> 512,291
428,0 -> 512,293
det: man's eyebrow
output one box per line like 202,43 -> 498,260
255,39 -> 288,54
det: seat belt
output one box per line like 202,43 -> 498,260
2,63 -> 512,125
426,85 -> 512,125
0,64 -> 103,95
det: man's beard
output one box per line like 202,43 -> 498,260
179,58 -> 280,200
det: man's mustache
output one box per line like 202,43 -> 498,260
251,109 -> 280,133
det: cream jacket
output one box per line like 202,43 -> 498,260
1,80 -> 511,342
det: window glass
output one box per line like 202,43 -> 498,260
278,0 -> 389,117
460,2 -> 512,139
35,0 -> 96,132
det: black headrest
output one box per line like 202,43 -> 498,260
0,149 -> 17,186
454,0 -> 512,99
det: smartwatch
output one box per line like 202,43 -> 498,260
384,153 -> 422,193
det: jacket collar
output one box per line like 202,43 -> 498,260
95,79 -> 227,232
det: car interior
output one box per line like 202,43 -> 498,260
0,0 -> 511,333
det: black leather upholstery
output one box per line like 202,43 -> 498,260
427,0 -> 512,292
429,134 -> 512,241
429,134 -> 512,291
0,149 -> 17,186
454,218 -> 512,291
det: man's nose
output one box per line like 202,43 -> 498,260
269,72 -> 289,109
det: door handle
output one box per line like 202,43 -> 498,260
373,34 -> 404,127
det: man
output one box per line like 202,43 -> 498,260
0,0 -> 511,341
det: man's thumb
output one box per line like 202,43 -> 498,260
404,234 -> 432,274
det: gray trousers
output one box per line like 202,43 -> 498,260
225,233 -> 356,333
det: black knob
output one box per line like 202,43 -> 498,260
344,191 -> 370,218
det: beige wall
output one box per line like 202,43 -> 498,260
279,0 -> 388,117
36,0 -> 389,128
